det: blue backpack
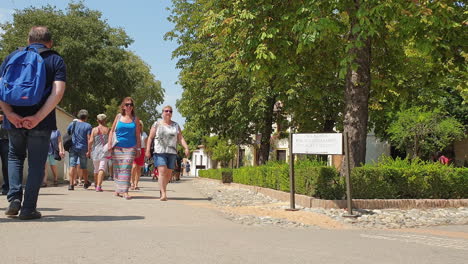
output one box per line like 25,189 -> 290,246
0,46 -> 52,106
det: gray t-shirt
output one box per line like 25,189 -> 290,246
152,121 -> 180,154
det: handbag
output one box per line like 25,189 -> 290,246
53,149 -> 61,161
63,121 -> 77,152
111,131 -> 118,148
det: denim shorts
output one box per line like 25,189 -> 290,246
153,153 -> 177,170
69,149 -> 88,169
46,154 -> 57,166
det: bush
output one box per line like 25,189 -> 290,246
351,157 -> 468,199
199,157 -> 467,199
200,161 -> 344,199
199,168 -> 232,180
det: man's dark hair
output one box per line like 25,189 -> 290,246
28,26 -> 52,43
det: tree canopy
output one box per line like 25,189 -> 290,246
167,0 -> 467,167
0,2 -> 164,128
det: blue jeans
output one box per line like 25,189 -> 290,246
0,138 -> 9,193
7,129 -> 51,212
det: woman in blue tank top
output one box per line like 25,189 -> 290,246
108,97 -> 141,199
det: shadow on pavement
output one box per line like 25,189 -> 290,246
0,215 -> 145,222
131,196 -> 159,200
168,197 -> 212,201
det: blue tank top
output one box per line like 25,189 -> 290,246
115,119 -> 137,148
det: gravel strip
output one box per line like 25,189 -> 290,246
192,178 -> 468,229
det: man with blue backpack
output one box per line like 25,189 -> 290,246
0,26 -> 66,220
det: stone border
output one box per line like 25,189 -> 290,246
197,178 -> 468,209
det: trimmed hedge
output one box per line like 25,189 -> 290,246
352,159 -> 468,199
199,157 -> 468,199
199,161 -> 344,199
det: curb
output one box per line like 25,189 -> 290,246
197,177 -> 468,209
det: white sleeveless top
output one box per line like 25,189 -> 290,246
152,121 -> 180,154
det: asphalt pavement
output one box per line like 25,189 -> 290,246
0,176 -> 466,264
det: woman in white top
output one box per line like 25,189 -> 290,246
146,105 -> 189,201
131,120 -> 147,190
88,114 -> 109,192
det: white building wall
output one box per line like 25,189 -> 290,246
365,132 -> 391,164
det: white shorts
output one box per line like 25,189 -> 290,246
93,159 -> 108,174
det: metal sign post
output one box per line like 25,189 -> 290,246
286,131 -> 298,211
343,132 -> 356,217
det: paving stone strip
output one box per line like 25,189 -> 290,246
192,178 -> 468,229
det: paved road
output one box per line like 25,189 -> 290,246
0,177 -> 466,264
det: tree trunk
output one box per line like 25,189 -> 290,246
258,95 -> 276,165
342,1 -> 371,172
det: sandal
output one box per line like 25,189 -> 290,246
113,192 -> 122,197
123,194 -> 132,200
134,186 -> 140,190
53,180 -> 58,186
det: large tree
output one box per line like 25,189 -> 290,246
168,0 -> 466,169
0,2 -> 164,126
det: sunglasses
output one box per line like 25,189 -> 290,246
124,103 -> 134,107
164,110 -> 173,113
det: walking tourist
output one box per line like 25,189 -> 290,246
108,97 -> 141,200
131,120 -> 147,190
88,114 -> 109,192
67,109 -> 92,190
43,129 -> 64,187
0,26 -> 66,220
146,105 -> 189,201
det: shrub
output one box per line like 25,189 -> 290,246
200,161 -> 344,199
351,157 -> 468,199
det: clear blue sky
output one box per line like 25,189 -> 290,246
0,0 -> 185,126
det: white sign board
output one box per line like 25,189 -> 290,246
292,133 -> 343,155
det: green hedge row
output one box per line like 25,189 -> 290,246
352,158 -> 468,199
199,157 -> 468,199
199,161 -> 343,199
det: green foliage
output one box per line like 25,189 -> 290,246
168,0 -> 467,170
198,168 -> 231,181
199,161 -> 344,199
200,156 -> 467,199
352,157 -> 468,199
203,136 -> 237,167
0,2 -> 164,126
387,107 -> 465,159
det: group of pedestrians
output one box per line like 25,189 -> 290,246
0,26 -> 190,220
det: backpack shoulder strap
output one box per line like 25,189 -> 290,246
69,121 -> 77,135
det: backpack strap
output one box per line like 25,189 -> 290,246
18,46 -> 59,56
68,121 -> 77,136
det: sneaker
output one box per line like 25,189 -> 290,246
68,185 -> 74,191
83,181 -> 91,189
18,210 -> 42,220
5,199 -> 21,216
95,186 -> 103,192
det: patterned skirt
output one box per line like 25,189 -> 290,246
112,147 -> 136,193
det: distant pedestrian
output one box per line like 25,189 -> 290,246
67,109 -> 92,190
131,120 -> 147,190
108,97 -> 141,200
0,112 -> 9,195
0,26 -> 66,220
146,105 -> 189,201
88,114 -> 109,192
43,130 -> 65,187
438,154 -> 450,165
